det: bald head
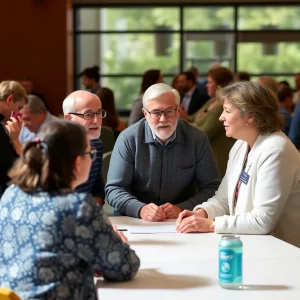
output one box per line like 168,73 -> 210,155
62,90 -> 101,115
62,90 -> 103,139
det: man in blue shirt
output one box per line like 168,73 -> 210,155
19,95 -> 58,144
63,91 -> 106,205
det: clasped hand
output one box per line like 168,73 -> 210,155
139,203 -> 183,222
176,209 -> 214,233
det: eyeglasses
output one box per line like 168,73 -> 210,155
69,109 -> 107,120
144,107 -> 178,120
82,148 -> 97,161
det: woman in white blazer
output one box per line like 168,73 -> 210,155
176,81 -> 300,248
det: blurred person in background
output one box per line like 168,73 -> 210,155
293,73 -> 300,104
128,69 -> 163,126
177,71 -> 209,115
258,76 -> 279,94
180,67 -> 235,177
80,65 -> 101,94
0,80 -> 27,195
97,87 -> 127,139
19,95 -> 58,144
278,86 -> 293,135
234,71 -> 250,82
20,77 -> 47,109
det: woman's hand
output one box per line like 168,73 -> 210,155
176,209 -> 214,233
112,225 -> 128,243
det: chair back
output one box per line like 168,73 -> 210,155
101,126 -> 115,153
0,287 -> 20,300
102,151 -> 112,184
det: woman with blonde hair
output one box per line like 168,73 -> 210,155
176,82 -> 300,248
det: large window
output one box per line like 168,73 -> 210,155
75,4 -> 300,110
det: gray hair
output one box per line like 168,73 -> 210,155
62,96 -> 76,115
142,83 -> 180,108
25,95 -> 47,114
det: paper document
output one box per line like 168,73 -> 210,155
128,225 -> 177,234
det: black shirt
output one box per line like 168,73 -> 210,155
0,114 -> 18,194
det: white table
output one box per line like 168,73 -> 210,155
96,217 -> 300,300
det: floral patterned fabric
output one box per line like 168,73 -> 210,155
0,185 -> 140,300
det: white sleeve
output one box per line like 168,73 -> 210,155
215,149 -> 295,234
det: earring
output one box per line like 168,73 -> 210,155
246,123 -> 249,126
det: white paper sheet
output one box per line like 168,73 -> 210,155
128,225 -> 177,234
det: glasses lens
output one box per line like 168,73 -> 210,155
150,111 -> 161,119
165,109 -> 176,118
83,112 -> 95,120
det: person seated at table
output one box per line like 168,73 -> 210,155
0,120 -> 140,299
176,82 -> 300,248
19,95 -> 58,144
63,90 -> 106,205
106,83 -> 220,222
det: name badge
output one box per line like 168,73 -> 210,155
240,170 -> 250,185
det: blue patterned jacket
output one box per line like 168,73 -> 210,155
0,185 -> 140,300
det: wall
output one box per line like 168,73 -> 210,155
74,0 -> 297,4
0,0 -> 73,115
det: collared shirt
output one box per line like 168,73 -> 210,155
181,85 -> 196,111
106,118 -> 220,217
75,138 -> 105,199
19,112 -> 58,144
151,130 -> 176,147
90,85 -> 100,94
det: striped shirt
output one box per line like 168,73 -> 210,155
75,138 -> 105,199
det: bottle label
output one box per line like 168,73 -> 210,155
219,249 -> 242,283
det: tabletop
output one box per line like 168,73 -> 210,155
96,216 -> 300,300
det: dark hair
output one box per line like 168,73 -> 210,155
278,86 -> 293,102
235,71 -> 250,81
278,80 -> 290,88
171,74 -> 179,89
9,120 -> 88,193
80,65 -> 100,82
97,87 -> 119,130
140,69 -> 161,94
181,71 -> 196,84
188,67 -> 198,77
208,67 -> 234,87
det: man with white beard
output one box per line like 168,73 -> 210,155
106,83 -> 220,221
63,90 -> 106,205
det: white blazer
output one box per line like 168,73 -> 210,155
194,131 -> 300,247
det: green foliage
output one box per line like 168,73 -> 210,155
85,5 -> 300,109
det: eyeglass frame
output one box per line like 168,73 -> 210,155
69,109 -> 107,120
144,106 -> 179,120
82,148 -> 97,161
